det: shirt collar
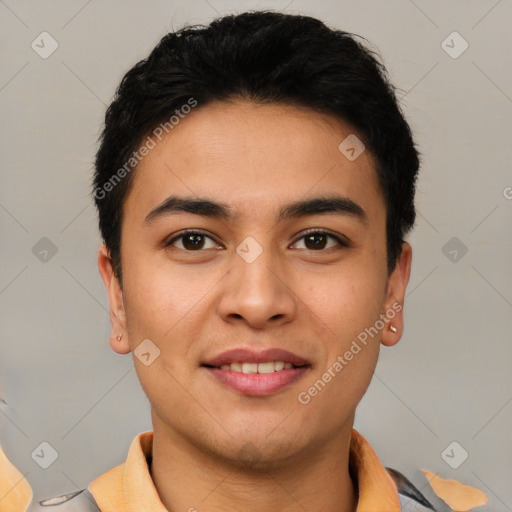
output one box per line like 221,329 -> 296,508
349,429 -> 401,511
89,429 -> 400,512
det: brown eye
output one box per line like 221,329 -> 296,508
292,230 -> 347,251
304,233 -> 328,250
182,233 -> 206,250
165,231 -> 219,251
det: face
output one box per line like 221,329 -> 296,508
98,99 -> 412,467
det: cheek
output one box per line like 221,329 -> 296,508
305,266 -> 384,338
122,252 -> 196,329
121,255 -> 217,376
122,268 -> 198,416
301,281 -> 382,411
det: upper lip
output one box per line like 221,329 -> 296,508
202,348 -> 310,367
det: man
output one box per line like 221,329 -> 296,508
22,10 -> 487,512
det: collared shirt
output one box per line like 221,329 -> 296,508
1,432 -> 488,512
88,429 -> 401,512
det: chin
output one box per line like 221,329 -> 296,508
207,428 -> 313,469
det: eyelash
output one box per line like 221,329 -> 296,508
164,228 -> 349,251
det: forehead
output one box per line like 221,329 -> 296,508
123,99 -> 384,226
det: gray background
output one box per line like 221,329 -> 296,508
1,0 -> 511,510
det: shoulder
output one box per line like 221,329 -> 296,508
28,467 -> 489,512
386,467 -> 489,512
28,489 -> 100,512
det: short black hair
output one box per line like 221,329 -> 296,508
91,10 -> 420,286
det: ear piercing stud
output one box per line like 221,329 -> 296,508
116,334 -> 123,341
389,325 -> 397,333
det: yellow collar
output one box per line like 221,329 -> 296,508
89,429 -> 400,512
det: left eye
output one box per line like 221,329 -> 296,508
291,231 -> 347,251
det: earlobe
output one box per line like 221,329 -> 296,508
380,314 -> 402,347
380,242 -> 413,348
108,330 -> 131,355
97,244 -> 131,355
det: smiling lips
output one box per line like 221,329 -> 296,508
202,348 -> 311,396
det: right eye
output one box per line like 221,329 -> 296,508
164,230 -> 222,251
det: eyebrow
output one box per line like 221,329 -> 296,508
143,194 -> 368,226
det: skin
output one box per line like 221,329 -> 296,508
98,99 -> 412,512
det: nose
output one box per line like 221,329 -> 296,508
217,244 -> 297,330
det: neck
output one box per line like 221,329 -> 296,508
150,412 -> 357,512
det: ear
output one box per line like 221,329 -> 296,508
380,242 -> 413,347
97,243 -> 131,354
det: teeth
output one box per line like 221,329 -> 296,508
257,362 -> 275,374
217,361 -> 298,373
241,362 -> 258,374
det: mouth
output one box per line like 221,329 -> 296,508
202,361 -> 307,373
201,348 -> 311,396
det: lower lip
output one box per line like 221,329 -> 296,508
203,366 -> 309,396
